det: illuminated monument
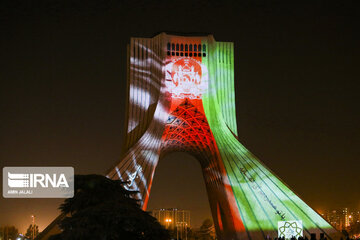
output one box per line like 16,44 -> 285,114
107,33 -> 338,240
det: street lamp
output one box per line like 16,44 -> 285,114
165,218 -> 172,229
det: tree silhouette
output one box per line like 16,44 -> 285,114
349,222 -> 360,237
49,174 -> 169,240
25,224 -> 39,239
0,225 -> 19,240
198,219 -> 215,240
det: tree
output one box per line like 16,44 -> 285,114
198,219 -> 215,240
0,225 -> 19,240
25,224 -> 39,239
349,222 -> 360,238
49,174 -> 169,240
200,219 -> 213,231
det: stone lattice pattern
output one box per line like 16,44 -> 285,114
161,98 -> 216,159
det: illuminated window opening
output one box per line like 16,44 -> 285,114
167,42 -> 206,58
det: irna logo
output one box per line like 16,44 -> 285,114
3,167 -> 74,198
8,172 -> 69,188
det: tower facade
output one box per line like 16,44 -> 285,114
107,33 -> 338,239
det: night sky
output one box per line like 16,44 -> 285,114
1,0 -> 359,233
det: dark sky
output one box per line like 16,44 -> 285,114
1,0 -> 359,233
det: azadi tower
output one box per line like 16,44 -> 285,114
37,33 -> 339,240
106,33 -> 339,240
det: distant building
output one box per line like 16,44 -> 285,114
149,208 -> 191,230
322,207 -> 358,231
343,208 -> 350,228
149,208 -> 191,240
348,210 -> 360,226
324,210 -> 341,230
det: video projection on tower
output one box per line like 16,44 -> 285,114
107,33 -> 339,240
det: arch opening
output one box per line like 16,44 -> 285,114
147,152 -> 214,230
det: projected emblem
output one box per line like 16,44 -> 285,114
165,58 -> 208,99
278,220 -> 303,239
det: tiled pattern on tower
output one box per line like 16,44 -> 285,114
162,98 -> 216,155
